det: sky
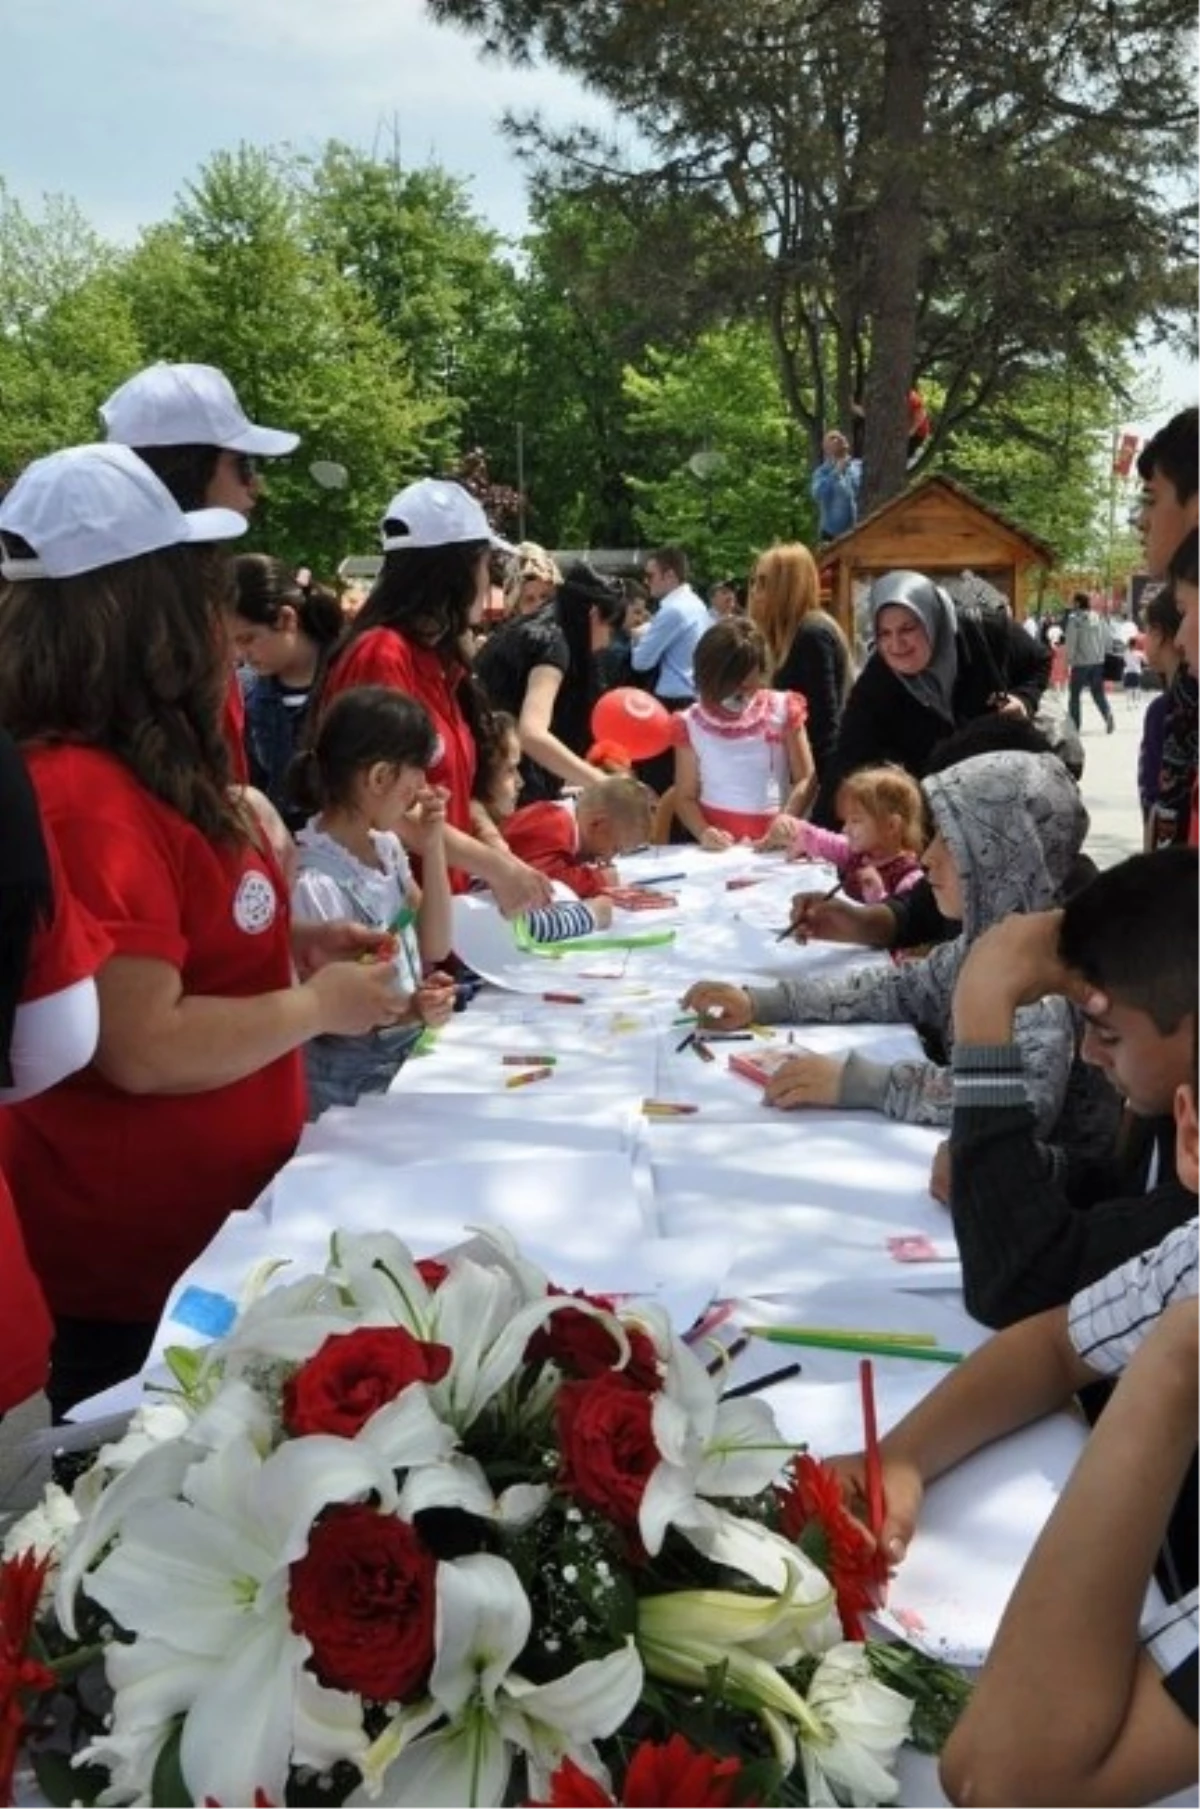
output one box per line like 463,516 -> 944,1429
3,0 -> 1195,435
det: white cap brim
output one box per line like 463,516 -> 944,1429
184,506 -> 251,543
381,527 -> 516,555
224,424 -> 301,456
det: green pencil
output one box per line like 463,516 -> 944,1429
744,1326 -> 964,1364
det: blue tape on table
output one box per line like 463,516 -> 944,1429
171,1285 -> 237,1338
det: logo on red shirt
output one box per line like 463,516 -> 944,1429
233,870 -> 278,935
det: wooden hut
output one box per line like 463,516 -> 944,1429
818,474 -> 1055,639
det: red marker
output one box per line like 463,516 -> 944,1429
860,1358 -> 888,1603
542,991 -> 584,1005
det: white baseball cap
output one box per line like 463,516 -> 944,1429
381,478 -> 513,554
99,362 -> 300,457
0,444 -> 249,580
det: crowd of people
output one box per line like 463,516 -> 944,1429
0,360 -> 1196,1805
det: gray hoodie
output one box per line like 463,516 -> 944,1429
747,750 -> 1096,1130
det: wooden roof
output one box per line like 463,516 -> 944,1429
820,473 -> 1056,568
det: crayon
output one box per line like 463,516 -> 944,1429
722,1362 -> 802,1400
642,1100 -> 699,1116
501,1054 -> 559,1067
505,1065 -> 554,1090
542,992 -> 584,1005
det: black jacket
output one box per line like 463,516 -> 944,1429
773,614 -> 848,785
814,611 -> 1051,823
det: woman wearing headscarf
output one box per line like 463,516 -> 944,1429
0,733 -> 111,1416
813,570 -> 1049,822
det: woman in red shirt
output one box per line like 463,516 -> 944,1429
320,478 -> 551,914
0,445 -> 408,1418
0,736 -> 112,1416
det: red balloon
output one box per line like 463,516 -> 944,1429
590,687 -> 675,760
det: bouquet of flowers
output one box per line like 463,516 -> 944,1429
2,1229 -> 967,1807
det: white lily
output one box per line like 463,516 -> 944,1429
398,1454 -> 549,1532
671,1505 -> 842,1657
636,1333 -> 794,1558
358,1554 -> 642,1807
74,1432 -> 395,1804
800,1642 -> 914,1807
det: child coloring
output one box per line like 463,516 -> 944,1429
672,617 -> 815,848
474,716 -> 618,939
758,764 -> 925,902
290,687 -> 456,1115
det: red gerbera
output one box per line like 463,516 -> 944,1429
531,1735 -> 754,1807
0,1550 -> 56,1807
777,1452 -> 880,1640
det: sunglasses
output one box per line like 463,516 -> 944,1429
233,453 -> 258,484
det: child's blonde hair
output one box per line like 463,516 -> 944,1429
579,773 -> 654,842
836,765 -> 925,852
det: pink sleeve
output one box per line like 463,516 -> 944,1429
780,689 -> 808,729
891,863 -> 925,896
793,821 -> 850,865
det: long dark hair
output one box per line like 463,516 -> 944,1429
232,553 -> 342,649
541,562 -> 627,756
0,728 -> 53,1086
290,685 -> 438,816
130,444 -> 223,512
312,537 -> 494,755
0,542 -> 243,842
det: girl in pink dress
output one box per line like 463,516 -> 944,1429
672,618 -> 815,847
760,763 -> 925,902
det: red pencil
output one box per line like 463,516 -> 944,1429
860,1358 -> 888,1602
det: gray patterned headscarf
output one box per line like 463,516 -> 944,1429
870,570 -> 959,724
923,749 -> 1088,941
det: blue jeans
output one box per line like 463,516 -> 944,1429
1068,663 -> 1113,730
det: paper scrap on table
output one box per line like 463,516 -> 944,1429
888,1234 -> 959,1264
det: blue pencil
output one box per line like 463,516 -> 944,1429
636,872 -> 687,887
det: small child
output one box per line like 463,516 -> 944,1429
290,686 -> 456,1116
502,774 -> 652,899
760,764 -> 925,903
473,712 -> 615,939
672,617 -> 815,849
1123,637 -> 1147,707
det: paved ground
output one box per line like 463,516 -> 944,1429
0,688 -> 1150,1518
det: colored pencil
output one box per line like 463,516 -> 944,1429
744,1327 -> 963,1364
775,880 -> 844,939
501,1054 -> 559,1067
692,1037 -> 716,1063
698,1031 -> 755,1042
706,1334 -> 749,1376
642,1100 -> 699,1116
542,992 -> 584,1004
756,1325 -> 938,1348
505,1065 -> 554,1089
860,1358 -> 889,1598
723,1362 -> 802,1400
638,871 -> 687,886
675,1031 -> 697,1053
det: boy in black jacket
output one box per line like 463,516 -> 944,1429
948,847 -> 1196,1328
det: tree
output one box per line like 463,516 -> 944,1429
623,321 -> 813,578
117,146 -> 446,570
0,183 -> 142,486
427,0 -> 1196,507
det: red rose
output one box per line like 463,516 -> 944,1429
289,1504 -> 436,1700
526,1292 -> 660,1389
416,1257 -> 449,1290
283,1326 -> 451,1438
557,1371 -> 659,1527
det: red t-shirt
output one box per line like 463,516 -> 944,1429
323,628 -> 477,859
0,747 -> 305,1324
1,828 -> 112,1412
223,672 -> 249,784
502,799 -> 611,899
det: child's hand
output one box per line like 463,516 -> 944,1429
825,1450 -> 926,1570
679,981 -> 753,1030
404,785 -> 450,851
857,863 -> 884,902
589,895 -> 614,930
754,813 -> 801,853
762,1051 -> 845,1110
308,960 -> 412,1037
929,1138 -> 951,1205
699,826 -> 734,851
414,970 -> 456,1028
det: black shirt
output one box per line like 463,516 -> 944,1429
475,607 -> 573,803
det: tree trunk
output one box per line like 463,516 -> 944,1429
861,0 -> 932,512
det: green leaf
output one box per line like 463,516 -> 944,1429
30,1748 -> 108,1808
150,1718 -> 192,1808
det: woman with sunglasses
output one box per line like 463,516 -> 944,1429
100,361 -> 300,784
812,570 -> 1050,823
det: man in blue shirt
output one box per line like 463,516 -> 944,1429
629,544 -> 709,794
810,429 -> 862,541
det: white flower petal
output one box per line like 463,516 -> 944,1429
364,1716 -> 511,1809
638,1458 -> 704,1558
255,1434 -> 399,1562
357,1385 -> 458,1469
56,1438 -> 197,1636
180,1613 -> 307,1807
399,1455 -> 495,1521
503,1639 -> 643,1742
292,1668 -> 370,1775
696,1397 -> 789,1497
84,1499 -> 267,1655
431,1555 -> 531,1719
494,1482 -> 550,1529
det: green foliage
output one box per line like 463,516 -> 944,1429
0,182 -> 142,484
116,145 -> 445,571
623,321 -> 816,581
